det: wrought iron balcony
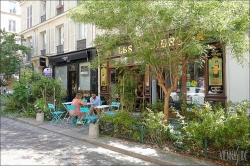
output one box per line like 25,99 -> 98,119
76,39 -> 86,51
56,45 -> 64,54
41,14 -> 46,23
41,49 -> 46,56
56,5 -> 64,15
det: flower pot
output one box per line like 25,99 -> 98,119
56,5 -> 63,9
36,112 -> 44,123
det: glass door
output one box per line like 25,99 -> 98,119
69,71 -> 77,101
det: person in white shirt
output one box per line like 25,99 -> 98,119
90,92 -> 101,118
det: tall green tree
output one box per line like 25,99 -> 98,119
0,29 -> 30,87
69,0 -> 249,120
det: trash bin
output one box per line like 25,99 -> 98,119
89,123 -> 99,138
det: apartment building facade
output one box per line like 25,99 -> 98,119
20,0 -> 100,101
1,0 -> 21,34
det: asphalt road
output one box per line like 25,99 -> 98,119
1,117 -> 157,165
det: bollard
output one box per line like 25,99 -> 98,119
89,123 -> 100,138
36,112 -> 44,123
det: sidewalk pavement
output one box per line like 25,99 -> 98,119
4,115 -> 218,166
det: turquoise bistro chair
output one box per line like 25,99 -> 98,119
48,103 -> 64,125
66,105 -> 78,127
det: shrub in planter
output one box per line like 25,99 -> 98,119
174,101 -> 250,150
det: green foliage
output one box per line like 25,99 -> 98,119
100,110 -> 141,140
112,67 -> 139,111
35,99 -> 47,113
69,1 -> 249,119
0,29 -> 30,87
3,69 -> 66,119
146,100 -> 164,113
174,101 -> 250,149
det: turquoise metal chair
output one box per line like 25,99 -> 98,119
48,103 -> 64,125
66,105 -> 78,127
80,107 -> 98,131
82,99 -> 88,103
111,102 -> 120,111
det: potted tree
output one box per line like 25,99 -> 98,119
35,98 -> 47,123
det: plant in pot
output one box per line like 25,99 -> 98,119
35,98 -> 47,123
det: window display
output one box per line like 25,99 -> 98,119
186,61 -> 205,105
79,62 -> 90,96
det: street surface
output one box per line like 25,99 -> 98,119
1,117 -> 156,165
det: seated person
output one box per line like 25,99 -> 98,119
70,93 -> 87,123
89,92 -> 101,118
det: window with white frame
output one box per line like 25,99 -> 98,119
78,24 -> 86,40
9,1 -> 16,14
27,5 -> 32,29
9,20 -> 16,32
42,32 -> 46,50
78,24 -> 83,40
58,26 -> 64,45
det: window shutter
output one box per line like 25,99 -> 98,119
69,22 -> 75,51
63,0 -> 68,11
37,1 -> 40,24
86,24 -> 93,48
27,6 -> 29,29
50,27 -> 55,54
46,1 -> 50,20
35,33 -> 39,56
64,22 -> 68,51
31,35 -> 35,56
51,1 -> 55,18
30,5 -> 32,28
46,30 -> 49,54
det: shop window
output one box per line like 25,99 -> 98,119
79,62 -> 91,98
185,61 -> 205,105
55,65 -> 67,91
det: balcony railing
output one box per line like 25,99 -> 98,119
41,49 -> 46,56
41,14 -> 46,23
56,45 -> 64,54
10,9 -> 16,14
76,39 -> 86,51
8,27 -> 16,32
56,5 -> 64,15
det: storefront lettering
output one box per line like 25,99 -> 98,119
117,45 -> 133,55
160,37 -> 182,48
62,56 -> 68,61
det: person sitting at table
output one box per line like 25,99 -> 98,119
89,92 -> 101,118
70,93 -> 87,124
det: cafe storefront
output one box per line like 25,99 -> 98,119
99,42 -> 228,113
48,47 -> 98,102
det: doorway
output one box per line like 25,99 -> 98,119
68,71 -> 77,101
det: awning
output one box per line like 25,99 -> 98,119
48,51 -> 89,64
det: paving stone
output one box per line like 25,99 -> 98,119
1,117 -> 156,165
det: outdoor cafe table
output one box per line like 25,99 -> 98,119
95,105 -> 118,116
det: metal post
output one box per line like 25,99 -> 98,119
204,138 -> 208,159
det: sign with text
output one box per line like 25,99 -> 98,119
43,68 -> 52,77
